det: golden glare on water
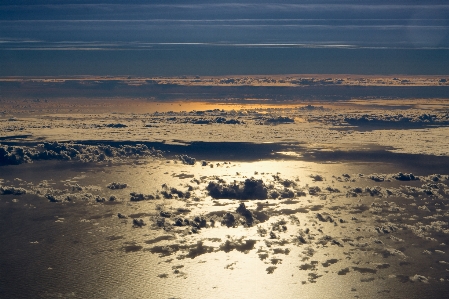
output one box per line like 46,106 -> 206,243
2,95 -> 449,298
3,1 -> 449,297
10,158 -> 435,298
136,101 -> 304,114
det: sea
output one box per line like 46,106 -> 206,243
1,46 -> 448,77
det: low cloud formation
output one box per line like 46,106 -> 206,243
393,172 -> 418,181
0,142 -> 163,166
257,116 -> 295,125
343,112 -> 449,129
0,186 -> 27,195
207,178 -> 268,200
45,192 -> 111,203
130,192 -> 156,201
299,105 -> 326,111
176,155 -> 196,165
105,123 -> 128,128
160,115 -> 244,125
206,176 -> 312,200
107,182 -> 128,190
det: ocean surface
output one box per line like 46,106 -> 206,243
1,46 -> 449,77
1,145 -> 449,298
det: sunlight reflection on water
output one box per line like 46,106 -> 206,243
1,156 -> 449,298
120,101 -> 302,114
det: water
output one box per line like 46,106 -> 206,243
2,47 -> 449,77
1,149 -> 449,298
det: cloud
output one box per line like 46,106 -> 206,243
0,142 -> 163,166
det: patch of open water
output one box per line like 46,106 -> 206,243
1,149 -> 449,298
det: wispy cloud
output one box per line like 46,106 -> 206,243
2,41 -> 449,51
2,3 -> 449,20
0,2 -> 447,50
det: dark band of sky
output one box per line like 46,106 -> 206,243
1,1 -> 448,75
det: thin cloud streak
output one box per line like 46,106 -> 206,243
3,3 -> 449,9
1,3 -> 448,20
1,20 -> 447,30
2,41 -> 449,51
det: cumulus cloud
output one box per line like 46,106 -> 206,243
107,182 -> 127,189
260,116 -> 295,125
0,142 -> 163,166
0,186 -> 27,195
206,178 -> 268,200
176,155 -> 196,165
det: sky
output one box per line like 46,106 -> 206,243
0,0 -> 448,76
